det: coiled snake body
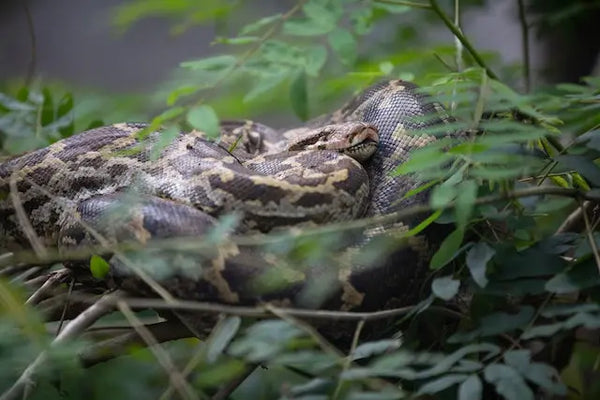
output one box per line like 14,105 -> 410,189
0,80 -> 450,310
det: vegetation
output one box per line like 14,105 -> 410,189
1,0 -> 599,399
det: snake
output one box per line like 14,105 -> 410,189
0,80 -> 451,311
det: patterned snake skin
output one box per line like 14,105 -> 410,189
0,80 -> 452,310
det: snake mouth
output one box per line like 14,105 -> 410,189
345,139 -> 378,162
344,126 -> 379,162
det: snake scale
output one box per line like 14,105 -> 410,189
0,80 -> 451,310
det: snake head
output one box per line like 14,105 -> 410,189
286,122 -> 379,162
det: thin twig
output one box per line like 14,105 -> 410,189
9,173 -> 47,258
117,301 -> 199,400
4,186 -> 595,268
25,269 -> 69,305
19,177 -> 175,302
55,278 -> 75,335
429,0 -> 498,80
516,0 -> 531,92
74,294 -> 420,322
0,291 -> 120,400
332,320 -> 365,400
453,0 -> 464,72
555,201 -> 593,234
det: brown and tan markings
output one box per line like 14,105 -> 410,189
0,80 -> 454,310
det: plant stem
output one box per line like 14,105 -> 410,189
429,0 -> 498,80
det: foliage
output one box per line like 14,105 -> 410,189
1,0 -> 600,399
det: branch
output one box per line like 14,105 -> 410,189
4,186 -> 596,268
429,0 -> 498,80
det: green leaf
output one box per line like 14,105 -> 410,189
545,259 -> 600,293
379,61 -> 394,75
465,242 -> 494,287
521,363 -> 567,395
352,340 -> 402,361
283,18 -> 334,36
180,54 -> 236,71
243,71 -> 288,102
557,155 -> 600,186
240,13 -> 282,35
394,147 -> 453,175
374,3 -> 411,13
455,179 -> 477,228
483,364 -> 534,400
458,375 -> 482,400
213,36 -> 259,45
430,182 -> 458,209
167,86 -> 198,106
194,359 -> 247,388
90,255 -> 110,279
149,125 -> 180,160
449,307 -> 535,342
41,88 -> 54,126
417,374 -> 468,396
0,93 -> 35,111
432,276 -> 460,300
206,316 -> 241,363
186,105 -> 220,138
290,71 -> 309,121
430,227 -> 464,270
327,28 -> 357,65
304,45 -> 328,77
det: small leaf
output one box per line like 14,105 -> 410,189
458,375 -> 482,400
240,13 -> 282,35
150,125 -> 180,160
186,105 -> 220,138
430,183 -> 458,209
455,179 -> 477,229
557,155 -> 600,186
378,61 -> 394,75
41,88 -> 54,126
430,227 -> 464,270
90,255 -> 110,279
243,71 -> 288,102
284,18 -> 333,36
0,93 -> 35,111
483,364 -> 534,400
374,3 -> 411,13
167,86 -> 198,106
304,45 -> 328,77
213,36 -> 259,45
352,339 -> 402,361
180,54 -> 236,71
417,374 -> 468,396
432,276 -> 460,300
206,316 -> 241,363
328,28 -> 357,65
290,71 -> 308,121
466,242 -> 494,287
